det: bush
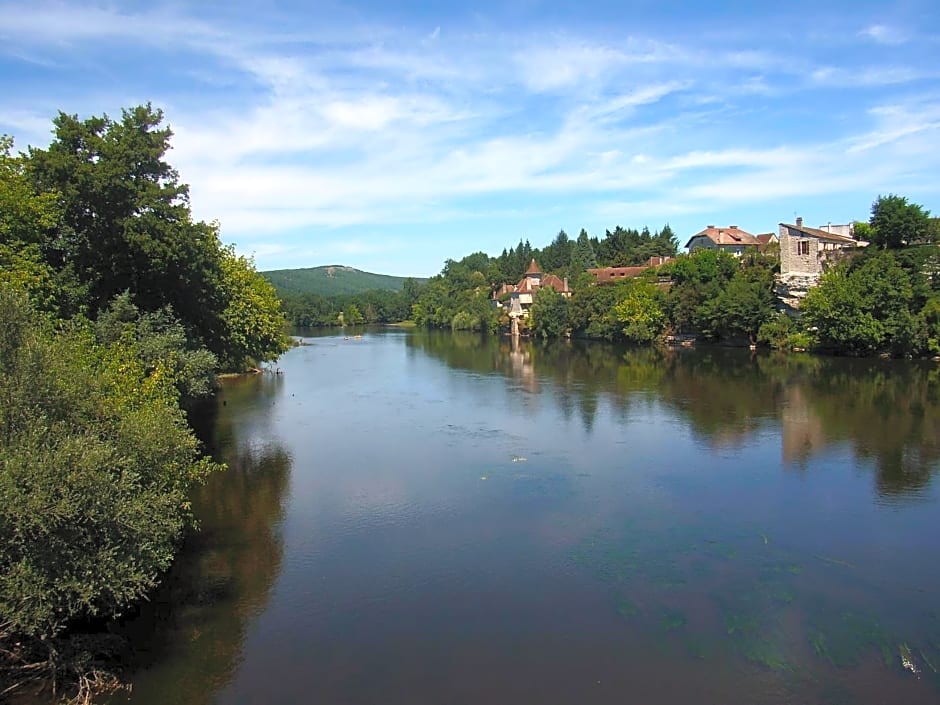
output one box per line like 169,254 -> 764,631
0,287 -> 218,644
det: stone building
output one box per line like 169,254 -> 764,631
776,217 -> 865,309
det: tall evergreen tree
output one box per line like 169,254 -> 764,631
571,228 -> 598,271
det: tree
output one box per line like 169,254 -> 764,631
869,194 -> 933,249
94,293 -> 218,404
217,247 -> 290,370
540,229 -> 573,273
662,249 -> 738,334
613,279 -> 667,343
344,302 -> 365,325
25,106 -> 235,352
0,136 -> 80,315
531,287 -> 569,339
801,252 -> 914,354
0,285 -> 217,650
567,284 -> 622,340
571,228 -> 598,271
698,264 -> 775,344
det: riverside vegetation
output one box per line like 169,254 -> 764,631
0,105 -> 290,703
281,197 -> 940,358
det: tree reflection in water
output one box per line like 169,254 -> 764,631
408,331 -> 940,501
113,373 -> 292,705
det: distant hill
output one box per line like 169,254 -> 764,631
262,265 -> 423,296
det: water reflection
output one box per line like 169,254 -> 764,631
407,332 -> 940,501
111,374 -> 292,705
98,331 -> 940,705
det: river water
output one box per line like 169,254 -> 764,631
108,329 -> 940,704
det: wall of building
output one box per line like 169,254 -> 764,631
779,224 -> 820,276
688,236 -> 717,252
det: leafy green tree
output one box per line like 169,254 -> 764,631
95,292 -> 218,404
567,283 -> 623,340
698,264 -> 775,344
217,247 -> 290,370
540,230 -> 573,273
869,194 -> 934,249
802,252 -> 914,354
613,279 -> 667,343
25,106 -> 236,352
853,221 -> 873,243
531,287 -> 569,338
412,257 -> 497,333
0,285 -> 218,645
0,136 -> 59,249
0,136 -> 82,315
344,302 -> 365,325
662,249 -> 738,334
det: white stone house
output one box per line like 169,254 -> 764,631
779,218 -> 863,278
776,217 -> 866,309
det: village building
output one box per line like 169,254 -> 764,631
685,225 -> 761,256
587,256 -> 674,284
492,259 -> 571,319
779,218 -> 863,278
776,217 -> 866,309
755,232 -> 778,250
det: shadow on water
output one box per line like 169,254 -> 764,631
408,331 -> 940,501
106,374 -> 292,705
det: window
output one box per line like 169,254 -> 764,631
797,240 -> 810,256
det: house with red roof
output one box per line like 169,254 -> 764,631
685,225 -> 761,256
588,256 -> 674,285
493,259 -> 571,319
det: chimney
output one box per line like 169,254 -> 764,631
796,216 -> 803,227
730,225 -> 738,229
706,224 -> 715,229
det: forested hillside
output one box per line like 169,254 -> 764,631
263,265 -> 424,296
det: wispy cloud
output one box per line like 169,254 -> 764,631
859,23 -> 909,46
0,1 -> 937,273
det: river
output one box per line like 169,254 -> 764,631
107,328 -> 940,704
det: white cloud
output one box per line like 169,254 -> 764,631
811,65 -> 936,87
2,1 -> 938,272
859,24 -> 909,46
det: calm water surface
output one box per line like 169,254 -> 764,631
110,329 -> 940,704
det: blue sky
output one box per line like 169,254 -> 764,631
1,1 -> 938,277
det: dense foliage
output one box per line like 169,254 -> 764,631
801,248 -> 940,356
0,105 -> 290,699
868,194 -> 935,249
280,279 -> 421,327
413,256 -> 499,332
11,105 -> 290,371
0,290 -> 218,640
276,224 -> 680,331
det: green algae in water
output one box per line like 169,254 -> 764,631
615,597 -> 640,619
684,635 -> 709,660
737,633 -> 792,671
806,611 -> 893,669
659,607 -> 688,632
725,611 -> 761,636
716,590 -> 793,672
